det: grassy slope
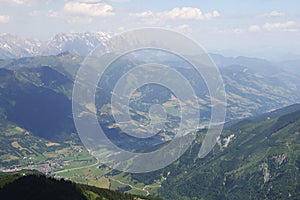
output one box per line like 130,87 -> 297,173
159,105 -> 300,200
0,170 -> 162,200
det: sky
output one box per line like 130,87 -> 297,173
0,0 -> 300,59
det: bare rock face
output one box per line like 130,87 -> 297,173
272,154 -> 287,166
0,32 -> 112,58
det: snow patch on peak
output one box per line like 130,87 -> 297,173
0,32 -> 112,58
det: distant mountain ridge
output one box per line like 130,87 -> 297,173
0,32 -> 111,59
0,51 -> 299,142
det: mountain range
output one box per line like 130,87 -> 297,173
0,51 -> 299,142
0,32 -> 111,59
0,34 -> 300,199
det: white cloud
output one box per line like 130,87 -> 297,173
111,0 -> 130,2
130,7 -> 220,21
46,10 -> 94,24
63,2 -> 115,17
173,24 -> 192,33
0,15 -> 10,23
66,16 -> 93,24
0,0 -> 28,5
204,10 -> 220,19
262,10 -> 285,18
232,28 -> 244,34
129,11 -> 154,18
248,25 -> 261,32
246,21 -> 299,32
0,0 -> 53,6
263,21 -> 297,31
69,0 -> 130,2
159,7 -> 220,20
129,11 -> 162,25
44,1 -> 115,24
47,10 -> 60,18
217,28 -> 245,34
29,10 -> 43,17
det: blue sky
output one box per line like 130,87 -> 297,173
0,0 -> 299,58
